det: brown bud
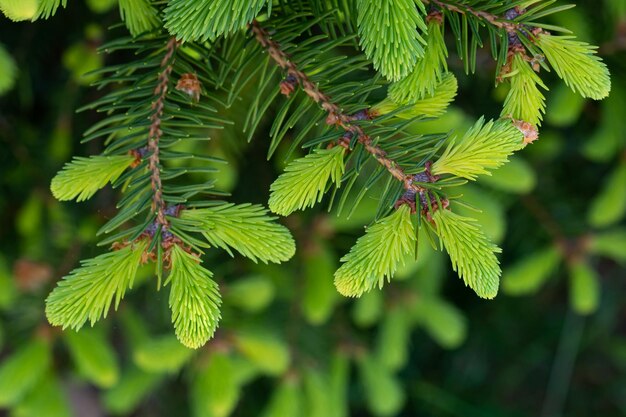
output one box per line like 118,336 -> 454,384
176,73 -> 202,102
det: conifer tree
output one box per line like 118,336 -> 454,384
1,1 -> 623,416
0,0 -> 611,349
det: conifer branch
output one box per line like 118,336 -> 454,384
148,37 -> 179,228
250,20 -> 427,196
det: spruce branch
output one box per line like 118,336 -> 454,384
374,71 -> 458,119
51,155 -> 135,202
432,209 -> 501,299
431,117 -> 525,180
535,33 -> 611,100
148,37 -> 179,228
166,245 -> 221,349
269,147 -> 347,216
356,0 -> 427,81
500,51 -> 548,126
389,16 -> 448,102
250,20 -> 427,196
334,204 -> 416,297
45,240 -> 149,330
176,204 -> 296,264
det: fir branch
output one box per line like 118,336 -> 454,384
177,204 -> 296,263
431,117 -> 525,180
334,205 -> 416,297
45,240 -> 148,330
148,37 -> 179,228
269,147 -> 346,216
51,155 -> 135,202
166,245 -> 221,349
432,209 -> 501,299
250,20 -> 427,196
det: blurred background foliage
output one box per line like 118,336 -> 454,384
0,1 -> 626,416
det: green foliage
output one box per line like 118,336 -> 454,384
166,245 -> 221,349
374,72 -> 457,118
590,229 -> 626,264
45,241 -> 148,330
1,2 -> 621,416
389,19 -> 448,102
269,146 -> 346,216
118,0 -> 160,37
356,0 -> 426,81
191,352 -> 241,417
431,118 -> 524,180
501,53 -> 548,126
376,307 -> 411,371
34,0 -> 66,19
50,155 -> 134,202
178,204 -> 295,263
0,0 -> 38,21
432,209 -> 501,299
587,162 -> 626,228
0,339 -> 50,407
262,377 -> 302,417
414,297 -> 467,349
11,374 -> 71,417
536,33 -> 611,100
568,260 -> 600,315
64,328 -> 119,388
164,0 -> 268,42
233,330 -> 290,376
502,246 -> 562,295
0,43 -> 16,95
103,368 -> 162,414
133,335 -> 193,373
477,155 -> 537,194
225,275 -> 275,312
358,353 -> 405,416
334,205 -> 415,297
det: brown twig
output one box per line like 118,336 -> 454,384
148,37 -> 179,227
250,20 -> 427,195
424,0 -> 521,34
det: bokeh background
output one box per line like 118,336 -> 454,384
0,1 -> 625,416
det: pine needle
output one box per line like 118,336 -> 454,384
334,205 -> 416,297
432,210 -> 501,299
166,245 -> 221,349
